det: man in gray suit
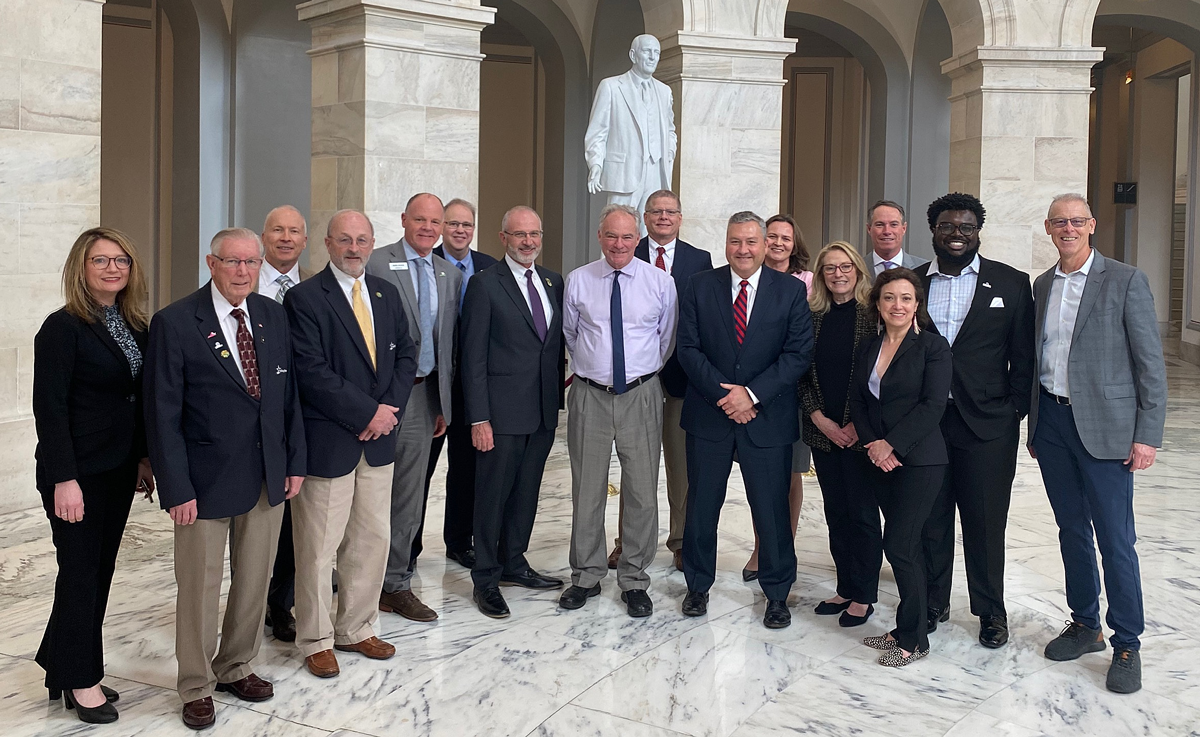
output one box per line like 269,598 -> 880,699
867,200 -> 929,276
366,192 -> 462,623
1029,193 -> 1167,695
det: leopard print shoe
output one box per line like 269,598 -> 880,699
862,634 -> 898,651
878,646 -> 929,667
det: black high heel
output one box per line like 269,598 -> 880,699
62,689 -> 119,724
48,685 -> 118,703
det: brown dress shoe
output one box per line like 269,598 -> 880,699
607,544 -> 622,570
335,635 -> 396,660
215,673 -> 274,702
182,696 -> 215,730
305,649 -> 340,678
379,590 -> 438,622
673,549 -> 683,572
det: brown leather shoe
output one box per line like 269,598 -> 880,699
305,649 -> 340,678
673,549 -> 683,572
215,673 -> 273,702
181,696 -> 215,730
379,590 -> 438,622
335,635 -> 396,660
607,544 -> 622,570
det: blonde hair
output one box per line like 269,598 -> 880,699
62,227 -> 149,331
808,241 -> 872,315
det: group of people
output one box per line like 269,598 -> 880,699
31,187 -> 1166,729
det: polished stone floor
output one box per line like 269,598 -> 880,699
3,355 -> 1200,736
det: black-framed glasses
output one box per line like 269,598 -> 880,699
646,209 -> 681,217
503,230 -> 543,240
821,263 -> 855,275
445,221 -> 475,230
1048,217 -> 1092,229
935,222 -> 978,237
89,255 -> 132,270
214,257 -> 263,270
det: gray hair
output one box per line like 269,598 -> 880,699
210,227 -> 264,257
644,190 -> 681,212
445,198 -> 477,217
599,204 -> 640,230
263,205 -> 307,236
1048,193 -> 1093,219
326,209 -> 375,238
501,205 -> 541,232
728,210 -> 766,236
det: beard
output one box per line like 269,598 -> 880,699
932,240 -> 979,270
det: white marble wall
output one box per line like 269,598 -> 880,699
300,0 -> 495,264
0,0 -> 103,513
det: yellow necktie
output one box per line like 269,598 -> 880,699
352,280 -> 376,369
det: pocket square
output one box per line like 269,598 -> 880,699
989,297 -> 1005,308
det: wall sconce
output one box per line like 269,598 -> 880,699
1125,69 -> 1135,84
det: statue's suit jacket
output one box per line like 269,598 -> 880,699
585,69 -> 677,195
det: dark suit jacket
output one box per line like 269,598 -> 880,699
850,327 -> 953,466
635,236 -> 713,398
433,245 -> 499,276
284,265 -> 418,478
461,259 -> 565,435
798,302 -> 875,453
915,256 -> 1035,441
677,266 -> 813,447
33,308 -> 148,492
145,284 -> 306,519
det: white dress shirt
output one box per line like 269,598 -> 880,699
926,254 -> 980,347
872,250 -> 907,277
258,260 -> 301,302
731,266 -> 763,404
211,286 -> 254,383
647,237 -> 677,274
504,254 -> 554,324
329,261 -> 375,329
1040,248 -> 1095,398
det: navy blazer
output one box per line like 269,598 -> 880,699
677,265 -> 813,447
284,265 -> 418,478
145,284 -> 306,519
635,236 -> 713,398
433,245 -> 499,277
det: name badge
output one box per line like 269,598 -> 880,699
390,262 -> 409,271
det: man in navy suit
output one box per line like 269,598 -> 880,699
677,211 -> 813,629
418,198 -> 499,571
283,209 -> 418,679
145,227 -> 306,729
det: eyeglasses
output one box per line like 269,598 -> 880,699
1048,217 -> 1093,229
333,236 -> 372,248
214,257 -> 263,270
89,255 -> 132,270
445,221 -> 475,230
503,230 -> 543,240
821,263 -> 855,275
934,222 -> 978,237
646,209 -> 681,217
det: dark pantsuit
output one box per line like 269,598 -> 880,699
683,430 -> 796,602
811,446 -> 880,604
1032,392 -> 1143,651
472,426 -> 555,590
923,402 -> 1018,617
413,371 -> 476,566
873,463 -> 945,653
267,499 -> 295,612
36,461 -> 136,690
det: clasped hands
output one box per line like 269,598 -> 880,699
865,439 -> 902,472
718,383 -> 756,424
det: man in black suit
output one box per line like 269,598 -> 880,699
915,192 -> 1035,649
461,205 -> 566,618
284,209 -> 418,679
145,227 -> 306,729
420,197 -> 499,570
677,211 -> 813,629
605,189 -> 711,573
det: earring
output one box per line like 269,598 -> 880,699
912,315 -> 920,335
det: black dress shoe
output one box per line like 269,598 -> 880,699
447,549 -> 476,569
979,614 -> 1009,649
814,599 -> 852,616
49,685 -> 119,703
267,607 -> 296,642
742,568 -> 759,582
927,606 -> 950,633
500,569 -> 565,590
473,587 -> 510,619
558,583 -> 601,609
63,689 -> 119,725
764,599 -> 791,629
621,589 -> 653,618
682,590 -> 709,617
839,604 -> 874,628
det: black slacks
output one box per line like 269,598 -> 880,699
36,460 -> 137,690
872,462 -> 945,653
683,429 -> 796,602
266,499 -> 295,612
471,425 -> 555,590
411,370 -> 476,567
922,402 -> 1018,617
812,445 -> 881,604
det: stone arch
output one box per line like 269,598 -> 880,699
641,0 -> 789,39
937,0 -> 1017,56
1094,0 -> 1200,52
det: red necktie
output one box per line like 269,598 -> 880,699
655,246 -> 666,271
231,308 -> 261,399
733,280 -> 749,345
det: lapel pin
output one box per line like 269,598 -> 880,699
220,350 -> 231,358
214,342 -> 223,349
389,342 -> 396,351
275,366 -> 287,375
257,323 -> 263,328
439,271 -> 446,277
207,331 -> 217,338
982,281 -> 992,288
545,277 -> 552,287
375,291 -> 383,298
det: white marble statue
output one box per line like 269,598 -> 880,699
585,34 -> 678,223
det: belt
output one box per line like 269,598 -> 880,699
414,370 -> 437,386
1041,387 -> 1071,405
578,372 -> 657,395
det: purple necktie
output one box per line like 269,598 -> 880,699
525,269 -> 548,341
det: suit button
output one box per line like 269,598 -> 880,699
127,395 -> 136,402
371,382 -> 378,389
735,364 -> 740,370
256,441 -> 262,449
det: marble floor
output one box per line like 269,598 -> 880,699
3,356 -> 1200,736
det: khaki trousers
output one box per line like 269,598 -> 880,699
174,486 -> 282,703
616,393 -> 688,552
292,453 -> 393,658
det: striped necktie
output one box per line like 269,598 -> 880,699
733,280 -> 749,344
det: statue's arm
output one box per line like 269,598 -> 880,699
584,79 -> 613,171
665,84 -> 677,164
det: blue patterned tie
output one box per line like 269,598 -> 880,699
415,259 -> 435,376
611,270 -> 626,394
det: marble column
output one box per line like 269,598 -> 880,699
299,0 -> 495,266
942,46 -> 1104,273
0,0 -> 103,513
657,32 -> 796,260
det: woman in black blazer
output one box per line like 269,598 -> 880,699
33,227 -> 154,724
849,267 -> 952,667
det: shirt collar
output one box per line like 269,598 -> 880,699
872,250 -> 904,267
1054,248 -> 1096,278
402,240 -> 433,266
329,261 -> 365,292
648,237 -> 677,256
732,265 -> 763,290
505,253 -> 537,280
927,253 -> 980,278
211,282 -> 248,319
442,248 -> 472,270
261,259 -> 300,284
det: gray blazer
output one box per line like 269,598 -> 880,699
1028,251 -> 1167,459
902,251 -> 930,271
366,239 -> 463,423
